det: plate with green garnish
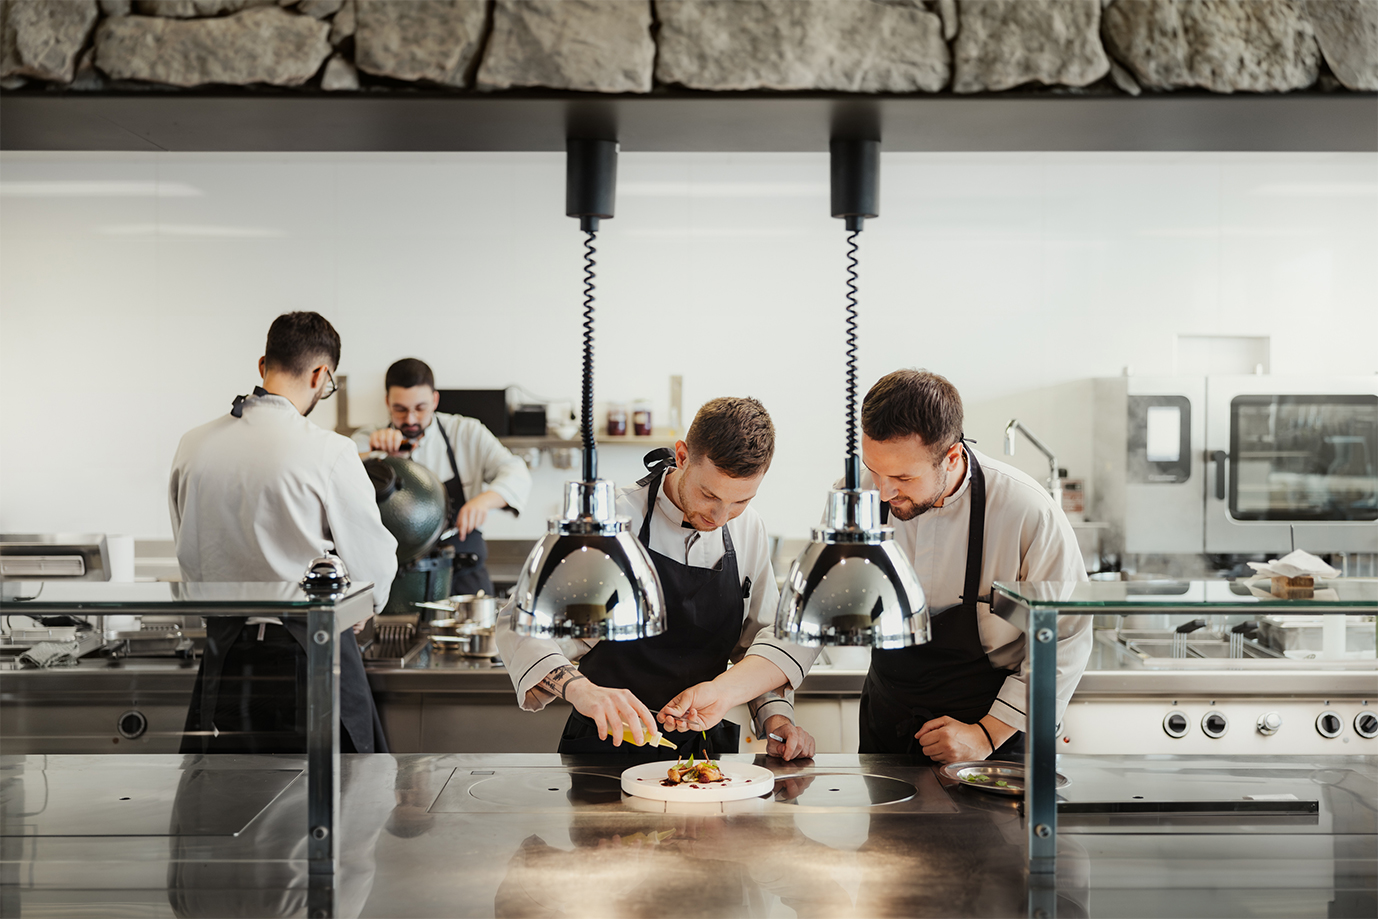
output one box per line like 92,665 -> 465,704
939,762 -> 1069,797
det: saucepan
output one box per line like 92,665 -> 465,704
427,619 -> 498,658
413,592 -> 499,628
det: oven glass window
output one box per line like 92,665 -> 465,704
1230,395 -> 1378,521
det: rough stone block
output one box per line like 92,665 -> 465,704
133,0 -> 276,16
95,4 -> 331,86
298,0 -> 344,18
1,0 -> 99,83
99,0 -> 133,15
1303,0 -> 1377,90
354,0 -> 486,86
655,0 -> 949,92
329,0 -> 354,43
952,0 -> 1109,93
1102,0 -> 1321,92
477,0 -> 654,93
321,50 -> 357,88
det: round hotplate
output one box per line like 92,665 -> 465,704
468,772 -> 622,807
772,773 -> 915,808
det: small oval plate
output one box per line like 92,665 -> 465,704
939,761 -> 1070,796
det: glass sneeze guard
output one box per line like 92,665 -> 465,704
1,579 -> 374,917
991,578 -> 1378,889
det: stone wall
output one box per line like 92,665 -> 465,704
2,0 -> 1374,94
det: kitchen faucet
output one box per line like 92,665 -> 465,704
1004,419 -> 1062,509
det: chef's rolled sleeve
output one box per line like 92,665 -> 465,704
495,602 -> 590,712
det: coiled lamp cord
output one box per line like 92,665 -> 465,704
843,229 -> 861,490
581,230 -> 598,484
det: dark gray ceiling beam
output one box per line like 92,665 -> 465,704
1,93 -> 1373,152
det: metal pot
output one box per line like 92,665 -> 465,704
427,619 -> 497,658
414,592 -> 499,628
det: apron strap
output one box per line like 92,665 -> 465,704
636,447 -> 676,486
960,448 -> 987,609
230,386 -> 269,418
638,466 -> 665,546
434,419 -> 468,510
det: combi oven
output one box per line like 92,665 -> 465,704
1094,375 -> 1378,561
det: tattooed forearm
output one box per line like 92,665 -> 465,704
533,664 -> 587,703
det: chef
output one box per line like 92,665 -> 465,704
169,311 -> 398,754
353,358 -> 531,596
856,369 -> 1091,763
495,397 -> 818,761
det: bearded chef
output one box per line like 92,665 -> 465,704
353,358 -> 531,596
856,369 -> 1091,763
169,311 -> 397,754
495,397 -> 818,761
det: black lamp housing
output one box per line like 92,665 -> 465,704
566,138 -> 618,233
830,138 -> 879,233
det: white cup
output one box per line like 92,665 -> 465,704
105,535 -> 135,582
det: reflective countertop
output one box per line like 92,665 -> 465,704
1,753 -> 1373,918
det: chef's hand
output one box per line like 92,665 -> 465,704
352,614 -> 373,635
455,490 -> 507,540
564,680 -> 658,746
369,428 -> 411,456
763,714 -> 815,762
916,716 -> 1004,764
658,682 -> 731,733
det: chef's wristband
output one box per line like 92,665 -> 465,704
976,721 -> 996,756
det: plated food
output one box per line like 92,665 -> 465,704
663,757 -> 726,786
939,761 -> 1070,797
620,759 -> 777,803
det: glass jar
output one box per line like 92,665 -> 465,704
632,400 -> 653,436
606,402 -> 628,437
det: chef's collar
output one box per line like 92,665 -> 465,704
231,386 -> 272,418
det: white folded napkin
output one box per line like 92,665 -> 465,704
1246,549 -> 1340,580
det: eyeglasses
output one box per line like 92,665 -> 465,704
319,366 -> 338,401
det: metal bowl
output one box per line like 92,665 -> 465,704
938,761 -> 1070,797
414,593 -> 500,628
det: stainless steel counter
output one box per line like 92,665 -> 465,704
2,752 -> 1373,918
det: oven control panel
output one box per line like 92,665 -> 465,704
1059,699 -> 1378,755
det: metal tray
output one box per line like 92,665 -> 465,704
939,761 -> 1069,797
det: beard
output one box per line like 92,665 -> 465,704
885,465 -> 951,521
673,469 -> 718,531
398,423 -> 424,439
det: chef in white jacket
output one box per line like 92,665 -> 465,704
854,369 -> 1091,763
169,311 -> 398,754
496,397 -> 819,761
352,358 -> 531,596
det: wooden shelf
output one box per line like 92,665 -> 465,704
501,432 -> 679,451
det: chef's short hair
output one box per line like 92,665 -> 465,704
263,312 -> 341,376
862,369 -> 964,460
385,358 -> 435,392
686,397 -> 775,478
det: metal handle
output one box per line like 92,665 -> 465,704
1211,450 -> 1228,500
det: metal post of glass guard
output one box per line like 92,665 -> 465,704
305,605 -> 340,918
1026,605 -> 1059,890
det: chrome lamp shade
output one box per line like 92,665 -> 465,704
511,481 -> 666,641
776,488 -> 929,649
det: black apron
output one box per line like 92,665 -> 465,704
858,450 -> 1022,762
434,421 -> 494,596
557,452 -> 743,759
179,390 -> 389,754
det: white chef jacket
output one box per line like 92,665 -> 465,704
169,391 -> 398,613
860,446 -> 1091,732
352,412 -> 531,516
495,475 -> 820,735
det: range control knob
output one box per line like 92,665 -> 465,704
1316,711 -> 1344,738
1356,712 -> 1378,739
1202,711 -> 1229,738
1256,712 -> 1283,736
1163,711 -> 1189,738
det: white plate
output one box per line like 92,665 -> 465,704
939,761 -> 1070,797
621,760 -> 777,803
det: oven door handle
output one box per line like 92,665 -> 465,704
1211,450 -> 1228,501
